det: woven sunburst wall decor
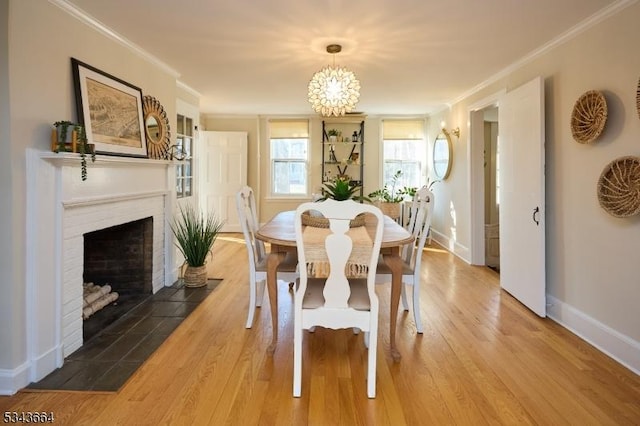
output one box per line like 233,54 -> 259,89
597,156 -> 640,218
571,90 -> 608,144
142,95 -> 171,159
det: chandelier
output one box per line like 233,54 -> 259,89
308,44 -> 361,117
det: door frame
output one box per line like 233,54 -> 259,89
468,90 -> 505,265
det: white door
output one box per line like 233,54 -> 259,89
201,131 -> 248,232
498,76 -> 546,317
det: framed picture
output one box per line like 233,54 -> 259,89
71,58 -> 147,157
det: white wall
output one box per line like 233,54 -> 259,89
429,3 -> 640,371
0,0 -> 189,394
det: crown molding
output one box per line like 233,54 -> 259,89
449,0 -> 638,106
177,80 -> 202,98
48,0 -> 180,78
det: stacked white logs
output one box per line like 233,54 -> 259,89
83,282 -> 119,319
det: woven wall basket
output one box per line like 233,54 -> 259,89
597,156 -> 640,218
571,90 -> 607,144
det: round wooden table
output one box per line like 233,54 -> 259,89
256,210 -> 413,361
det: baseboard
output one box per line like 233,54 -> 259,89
430,229 -> 471,263
547,295 -> 640,375
428,232 -> 639,376
0,362 -> 30,396
0,343 -> 64,396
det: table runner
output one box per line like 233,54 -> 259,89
302,223 -> 374,278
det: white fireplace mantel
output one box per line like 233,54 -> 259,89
24,149 -> 178,386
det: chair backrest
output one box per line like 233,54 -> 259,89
405,186 -> 432,233
403,186 -> 433,269
235,186 -> 266,270
295,199 -> 384,310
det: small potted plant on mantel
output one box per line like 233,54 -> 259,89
52,121 -> 96,181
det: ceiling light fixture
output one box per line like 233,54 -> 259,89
308,44 -> 361,117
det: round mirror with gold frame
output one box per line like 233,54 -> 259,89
142,95 -> 171,159
433,131 -> 452,180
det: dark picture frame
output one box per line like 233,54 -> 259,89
71,58 -> 147,157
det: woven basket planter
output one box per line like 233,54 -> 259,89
374,202 -> 402,220
597,156 -> 640,218
183,264 -> 208,287
571,90 -> 607,144
301,211 -> 365,228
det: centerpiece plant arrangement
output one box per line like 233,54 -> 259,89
171,204 -> 224,287
304,177 -> 370,227
319,176 -> 369,202
52,121 -> 96,181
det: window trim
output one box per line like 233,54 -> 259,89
268,119 -> 311,198
379,118 -> 427,189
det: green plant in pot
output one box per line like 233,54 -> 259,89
305,177 -> 370,227
326,128 -> 341,142
368,170 -> 408,219
171,204 -> 224,287
319,176 -> 368,202
52,121 -> 96,181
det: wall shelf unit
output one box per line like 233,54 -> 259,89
322,117 -> 365,198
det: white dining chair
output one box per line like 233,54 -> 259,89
235,186 -> 298,328
293,199 -> 384,398
376,186 -> 433,334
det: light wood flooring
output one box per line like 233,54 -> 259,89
1,234 -> 639,425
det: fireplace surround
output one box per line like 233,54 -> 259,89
25,149 -> 177,383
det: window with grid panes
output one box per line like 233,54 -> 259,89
269,120 -> 309,196
176,114 -> 193,198
381,119 -> 426,189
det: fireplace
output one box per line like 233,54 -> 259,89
82,217 -> 154,341
25,150 -> 178,384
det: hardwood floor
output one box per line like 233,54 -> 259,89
2,233 -> 639,425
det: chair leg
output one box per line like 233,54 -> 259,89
245,277 -> 260,329
256,279 -> 266,308
363,331 -> 369,348
367,324 -> 377,398
401,282 -> 409,311
412,280 -> 423,334
293,324 -> 303,397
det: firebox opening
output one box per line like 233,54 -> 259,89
82,217 -> 154,342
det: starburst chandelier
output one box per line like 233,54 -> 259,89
308,44 -> 361,117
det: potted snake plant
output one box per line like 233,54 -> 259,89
171,204 -> 224,287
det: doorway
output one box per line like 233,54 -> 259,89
468,78 -> 546,317
483,107 -> 500,271
468,90 -> 504,268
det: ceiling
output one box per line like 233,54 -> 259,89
65,0 -> 617,116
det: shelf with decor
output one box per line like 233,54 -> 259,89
321,118 -> 365,197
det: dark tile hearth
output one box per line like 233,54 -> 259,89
27,279 -> 221,392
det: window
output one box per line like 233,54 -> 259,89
270,120 -> 309,196
381,120 -> 426,189
176,114 -> 193,198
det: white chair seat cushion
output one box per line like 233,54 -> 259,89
300,278 -> 371,310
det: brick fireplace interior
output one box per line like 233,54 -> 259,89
82,217 -> 154,341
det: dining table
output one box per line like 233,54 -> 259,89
256,210 -> 413,361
